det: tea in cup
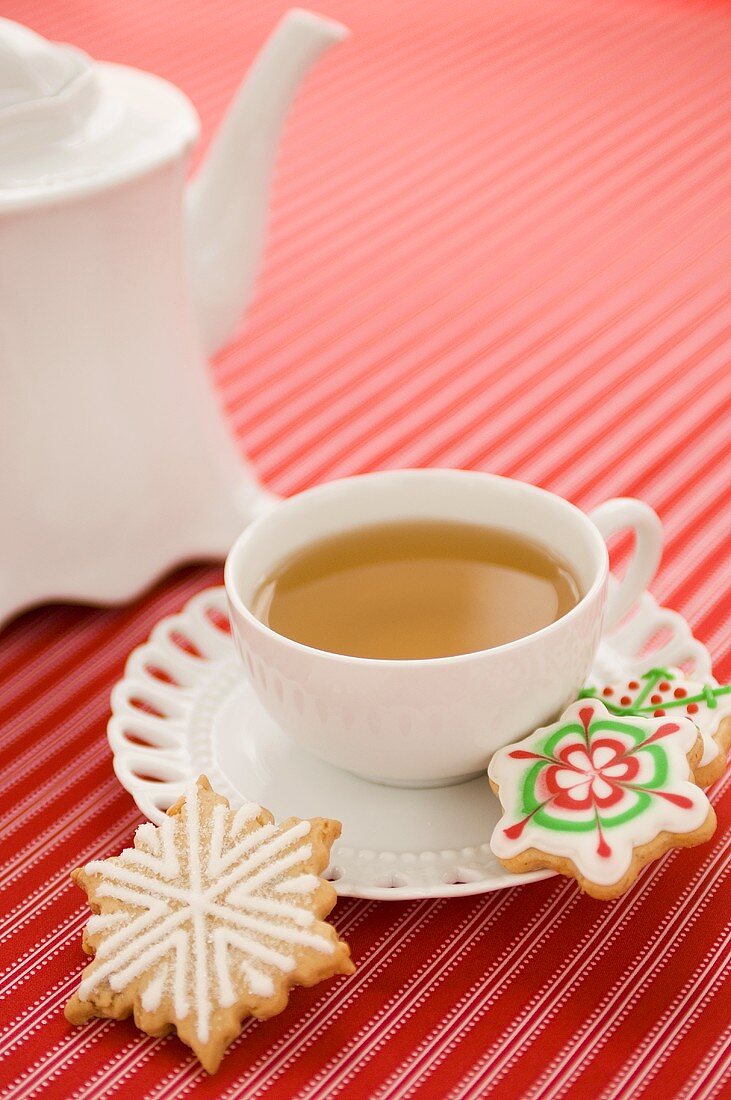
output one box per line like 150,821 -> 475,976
251,519 -> 582,660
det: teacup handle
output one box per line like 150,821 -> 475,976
589,498 -> 663,633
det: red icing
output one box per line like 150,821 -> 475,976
650,694 -> 662,704
654,709 -> 665,716
687,703 -> 699,714
656,790 -> 694,809
674,687 -> 687,699
503,817 -> 530,840
603,687 -> 614,697
628,681 -> 640,690
544,738 -> 639,812
644,723 -> 680,744
620,696 -> 632,706
659,681 -> 671,691
596,834 -> 611,858
578,707 -> 594,733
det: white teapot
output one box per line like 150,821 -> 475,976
0,11 -> 347,627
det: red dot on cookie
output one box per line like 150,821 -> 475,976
620,696 -> 632,706
674,687 -> 687,698
687,703 -> 699,714
659,681 -> 671,691
603,687 -> 614,696
650,694 -> 662,704
628,681 -> 640,690
654,708 -> 665,716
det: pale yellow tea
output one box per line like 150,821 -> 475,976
252,520 -> 581,660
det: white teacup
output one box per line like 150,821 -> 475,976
225,469 -> 662,787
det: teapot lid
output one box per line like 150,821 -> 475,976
0,19 -> 199,210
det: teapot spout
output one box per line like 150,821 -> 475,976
185,8 -> 348,357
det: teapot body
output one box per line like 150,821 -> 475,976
0,123 -> 270,625
0,11 -> 348,626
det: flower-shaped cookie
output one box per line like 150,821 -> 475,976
580,667 -> 731,786
488,699 -> 715,899
65,777 -> 355,1072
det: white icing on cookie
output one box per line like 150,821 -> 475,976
78,782 -> 335,1040
488,699 -> 712,887
275,874 -> 319,895
85,911 -> 127,935
141,965 -> 168,1011
232,803 -> 261,835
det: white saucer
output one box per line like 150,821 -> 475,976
109,587 -> 711,900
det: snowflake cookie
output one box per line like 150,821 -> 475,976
65,776 -> 355,1073
488,699 -> 716,899
579,667 -> 731,787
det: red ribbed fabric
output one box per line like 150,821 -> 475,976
1,1 -> 730,1096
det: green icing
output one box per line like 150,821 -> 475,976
579,670 -> 731,716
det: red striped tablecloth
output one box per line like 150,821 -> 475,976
1,0 -> 730,1096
